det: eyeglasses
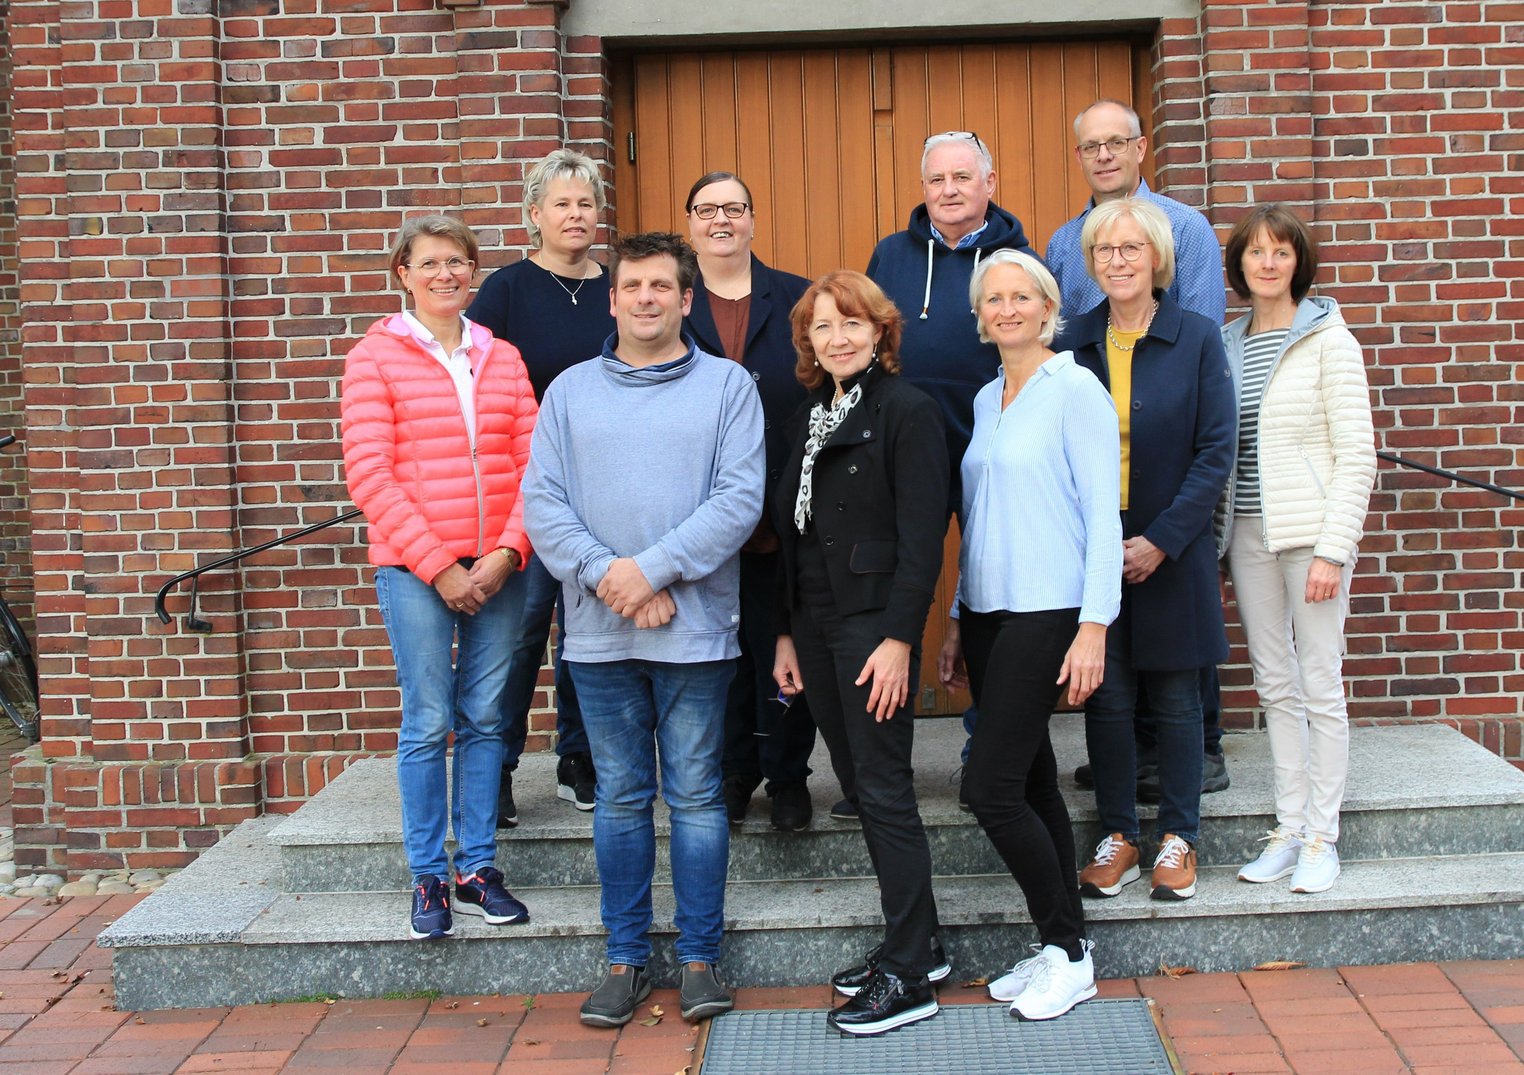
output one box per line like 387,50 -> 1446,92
689,202 -> 750,220
1077,136 -> 1141,159
925,130 -> 989,153
408,257 -> 474,274
1093,241 -> 1151,264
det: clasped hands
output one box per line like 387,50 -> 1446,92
596,557 -> 675,629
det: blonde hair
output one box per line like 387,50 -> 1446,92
523,149 -> 606,248
969,250 -> 1065,347
1080,197 -> 1175,291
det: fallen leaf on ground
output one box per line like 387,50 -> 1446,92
1253,960 -> 1306,972
650,1004 -> 664,1017
1158,962 -> 1197,978
640,1015 -> 663,1027
960,977 -> 989,988
476,1018 -> 488,1027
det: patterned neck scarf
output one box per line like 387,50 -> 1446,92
793,378 -> 866,534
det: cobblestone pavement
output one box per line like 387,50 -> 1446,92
1,893 -> 1523,1073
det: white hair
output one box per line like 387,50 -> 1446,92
920,132 -> 993,179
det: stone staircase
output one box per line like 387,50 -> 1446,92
99,718 -> 1524,1010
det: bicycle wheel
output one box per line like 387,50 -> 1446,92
0,598 -> 38,741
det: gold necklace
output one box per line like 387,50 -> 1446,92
1107,300 -> 1158,352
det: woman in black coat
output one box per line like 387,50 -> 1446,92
1052,197 -> 1235,905
682,170 -> 819,832
772,270 -> 949,1037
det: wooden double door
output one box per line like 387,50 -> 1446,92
611,37 -> 1153,714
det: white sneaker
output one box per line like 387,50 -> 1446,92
991,939 -> 1094,1003
1290,837 -> 1340,893
1237,827 -> 1304,884
1009,944 -> 1097,1021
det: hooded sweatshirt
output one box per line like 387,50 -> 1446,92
866,202 -> 1034,514
521,335 -> 765,664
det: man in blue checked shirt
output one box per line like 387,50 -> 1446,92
1043,98 -> 1232,801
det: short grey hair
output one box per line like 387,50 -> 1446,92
522,148 -> 607,248
969,249 -> 1065,347
920,131 -> 993,180
1073,99 -> 1143,140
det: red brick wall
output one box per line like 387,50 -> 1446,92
7,0 -> 1522,869
0,0 -> 32,640
1179,1 -> 1524,759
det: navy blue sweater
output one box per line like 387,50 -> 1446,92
466,258 -> 615,401
866,202 -> 1034,515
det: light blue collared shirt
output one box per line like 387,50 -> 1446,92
955,351 -> 1122,626
929,218 -> 990,250
1045,178 -> 1227,323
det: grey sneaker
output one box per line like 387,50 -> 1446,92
579,965 -> 651,1028
679,962 -> 734,1023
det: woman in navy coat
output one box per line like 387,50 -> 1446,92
1052,197 -> 1235,905
682,170 -> 822,833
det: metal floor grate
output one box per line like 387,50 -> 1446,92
700,998 -> 1177,1075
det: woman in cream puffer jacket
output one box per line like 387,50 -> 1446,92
1218,205 -> 1376,897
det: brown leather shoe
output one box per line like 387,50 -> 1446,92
1078,833 -> 1141,898
1150,834 -> 1198,900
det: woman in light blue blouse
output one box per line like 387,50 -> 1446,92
938,249 -> 1121,1022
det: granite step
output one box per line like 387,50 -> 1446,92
270,720 -> 1524,890
101,807 -> 1524,1009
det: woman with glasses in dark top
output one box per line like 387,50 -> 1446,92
681,172 -> 822,835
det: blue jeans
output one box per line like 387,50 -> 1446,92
1084,616 -> 1203,845
501,555 -> 587,766
571,658 -> 733,967
376,565 -> 527,882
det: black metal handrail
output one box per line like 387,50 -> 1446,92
154,508 -> 363,632
1378,451 -> 1524,503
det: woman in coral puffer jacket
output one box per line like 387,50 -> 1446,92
342,214 -> 539,942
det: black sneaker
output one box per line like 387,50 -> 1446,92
951,766 -> 971,812
1138,753 -> 1222,803
496,769 -> 518,829
1202,750 -> 1230,793
579,964 -> 651,1028
409,874 -> 453,940
724,774 -> 759,825
770,782 -> 812,832
831,937 -> 951,997
679,962 -> 734,1023
829,797 -> 860,821
827,969 -> 938,1036
1074,763 -> 1094,788
557,752 -> 596,811
454,865 -> 529,925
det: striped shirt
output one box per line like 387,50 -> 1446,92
1233,328 -> 1290,513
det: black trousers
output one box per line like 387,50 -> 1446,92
960,605 -> 1085,957
722,550 -> 817,792
790,596 -> 939,979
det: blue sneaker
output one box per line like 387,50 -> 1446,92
409,875 -> 453,940
454,866 -> 529,925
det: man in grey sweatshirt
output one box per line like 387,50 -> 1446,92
522,232 -> 765,1030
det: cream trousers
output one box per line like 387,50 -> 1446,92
1228,516 -> 1355,842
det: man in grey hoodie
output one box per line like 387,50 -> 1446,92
522,232 -> 765,1030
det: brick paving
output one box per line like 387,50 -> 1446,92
0,894 -> 1522,1073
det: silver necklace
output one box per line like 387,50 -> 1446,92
1107,300 -> 1158,352
549,271 -> 588,306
